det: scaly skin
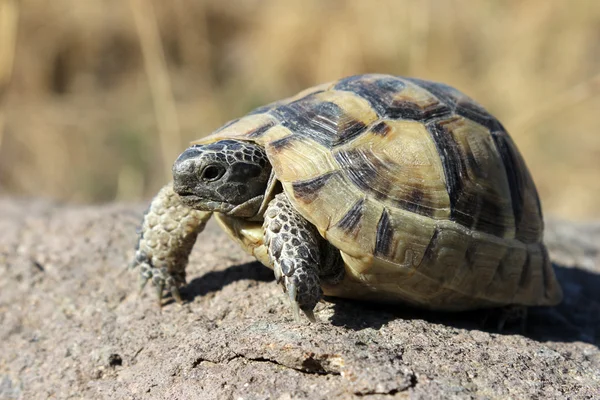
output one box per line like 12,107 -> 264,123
131,183 -> 212,304
263,193 -> 345,321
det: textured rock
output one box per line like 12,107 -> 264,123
0,198 -> 598,399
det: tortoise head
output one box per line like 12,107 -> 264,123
172,139 -> 272,217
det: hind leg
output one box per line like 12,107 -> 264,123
481,305 -> 528,333
263,193 -> 344,322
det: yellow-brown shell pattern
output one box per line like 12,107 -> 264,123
193,74 -> 562,309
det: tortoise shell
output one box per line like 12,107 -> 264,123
193,74 -> 562,310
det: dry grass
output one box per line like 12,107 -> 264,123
1,0 -> 599,220
0,0 -> 18,157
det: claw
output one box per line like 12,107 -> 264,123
302,308 -> 317,323
155,282 -> 165,307
287,282 -> 301,322
170,285 -> 183,305
497,305 -> 527,333
273,263 -> 283,284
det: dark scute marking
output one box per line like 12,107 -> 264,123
540,245 -> 551,299
270,97 -> 345,147
335,198 -> 365,234
491,131 -> 525,232
422,228 -> 441,262
518,251 -> 531,289
404,78 -> 459,110
373,77 -> 407,92
371,121 -> 391,136
426,121 -> 465,212
464,244 -> 477,271
247,120 -> 276,138
465,151 -> 480,178
474,195 -> 507,237
334,75 -> 406,118
456,100 -> 504,132
332,119 -> 368,147
292,172 -> 337,203
269,135 -> 298,153
334,75 -> 368,88
336,75 -> 405,93
403,188 -> 426,214
334,148 -> 438,218
336,76 -> 453,123
386,100 -> 453,122
408,188 -> 424,203
374,208 -> 394,258
452,200 -> 478,230
427,120 -> 502,232
334,149 -> 379,193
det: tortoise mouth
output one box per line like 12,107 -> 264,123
177,193 -> 236,213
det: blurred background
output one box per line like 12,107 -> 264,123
0,0 -> 599,220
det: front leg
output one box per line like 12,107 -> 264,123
263,193 -> 332,322
131,183 -> 212,305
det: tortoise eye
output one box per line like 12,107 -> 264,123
200,165 -> 224,181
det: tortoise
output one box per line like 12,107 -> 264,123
131,74 -> 563,321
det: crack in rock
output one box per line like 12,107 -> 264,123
192,352 -> 342,376
192,351 -> 417,397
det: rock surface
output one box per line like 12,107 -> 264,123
0,198 -> 599,399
